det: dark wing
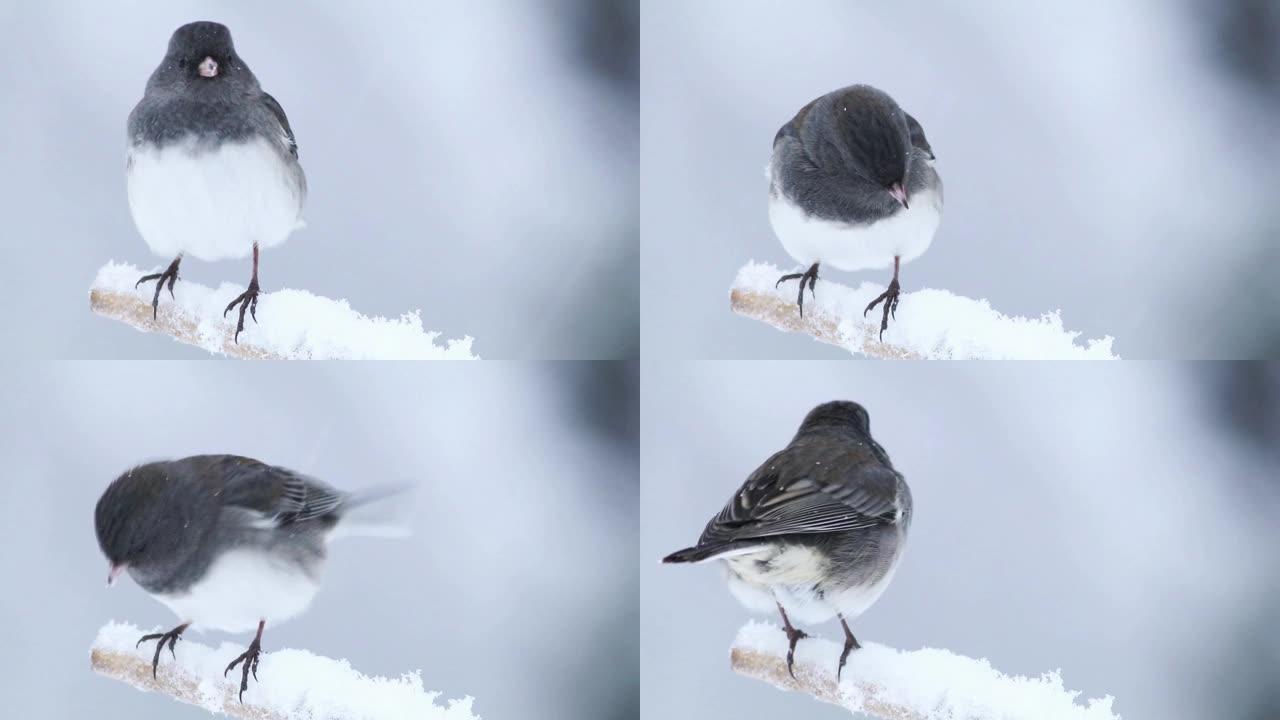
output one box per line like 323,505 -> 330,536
213,455 -> 345,526
904,112 -> 934,159
261,92 -> 299,158
697,441 -> 901,548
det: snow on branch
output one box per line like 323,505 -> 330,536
90,622 -> 480,720
730,262 -> 1117,359
730,622 -> 1119,720
89,262 -> 477,359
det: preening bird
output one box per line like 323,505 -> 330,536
127,21 -> 306,342
769,85 -> 942,338
664,401 -> 912,678
94,455 -> 403,701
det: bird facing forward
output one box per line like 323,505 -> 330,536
94,455 -> 399,701
663,401 -> 912,679
769,85 -> 942,338
127,21 -> 306,342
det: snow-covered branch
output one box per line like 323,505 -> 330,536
731,262 -> 1117,359
90,622 -> 480,720
730,622 -> 1118,720
89,262 -> 478,359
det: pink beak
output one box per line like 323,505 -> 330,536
107,564 -> 125,588
888,182 -> 909,209
198,56 -> 218,78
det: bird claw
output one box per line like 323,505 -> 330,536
783,626 -> 809,679
775,263 -> 820,317
134,256 -> 182,320
222,277 -> 261,344
863,277 -> 901,340
224,635 -> 263,703
135,623 -> 188,679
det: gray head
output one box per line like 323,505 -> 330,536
796,400 -> 873,437
145,21 -> 260,98
94,463 -> 216,587
808,86 -> 913,207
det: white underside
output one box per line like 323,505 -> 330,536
151,549 -> 319,633
769,189 -> 942,272
720,544 -> 904,625
127,136 -> 303,262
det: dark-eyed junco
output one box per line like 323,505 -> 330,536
663,401 -> 912,679
127,21 -> 306,342
769,85 -> 942,337
94,455 -> 402,701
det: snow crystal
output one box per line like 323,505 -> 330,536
91,261 -> 477,359
733,262 -> 1117,359
94,621 -> 479,719
735,621 -> 1119,720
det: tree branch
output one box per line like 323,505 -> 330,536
730,262 -> 1117,359
729,622 -> 1119,720
90,622 -> 479,719
89,261 -> 477,359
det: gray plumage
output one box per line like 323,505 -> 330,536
94,454 -> 402,697
770,84 -> 937,225
128,21 -> 304,181
664,401 -> 912,676
768,84 -> 944,332
94,455 -> 343,597
126,21 -> 307,339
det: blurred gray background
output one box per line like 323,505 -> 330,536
0,361 -> 639,720
0,0 -> 638,359
642,362 -> 1280,720
641,0 -> 1280,359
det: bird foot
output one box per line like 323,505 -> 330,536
223,635 -> 263,702
862,277 -> 901,340
134,256 -> 182,320
837,630 -> 861,681
222,277 -> 261,344
135,622 -> 189,679
782,625 -> 809,679
775,262 -> 820,317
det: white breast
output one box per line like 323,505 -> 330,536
719,537 -> 906,625
769,188 -> 942,272
127,136 -> 304,262
153,549 -> 319,634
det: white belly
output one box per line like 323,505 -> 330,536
127,136 -> 303,262
769,189 -> 941,272
721,543 -> 904,625
153,548 -> 319,633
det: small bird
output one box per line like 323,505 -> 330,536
663,401 -> 912,679
768,85 -> 942,337
94,455 -> 402,701
127,21 -> 306,342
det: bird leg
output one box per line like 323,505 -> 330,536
863,255 -> 901,340
837,613 -> 861,681
224,619 -> 265,702
775,602 -> 809,679
135,621 -> 190,679
222,242 -> 261,343
134,254 -> 183,320
775,262 -> 820,317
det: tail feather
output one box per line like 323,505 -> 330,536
663,541 -> 765,564
331,482 -> 415,541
